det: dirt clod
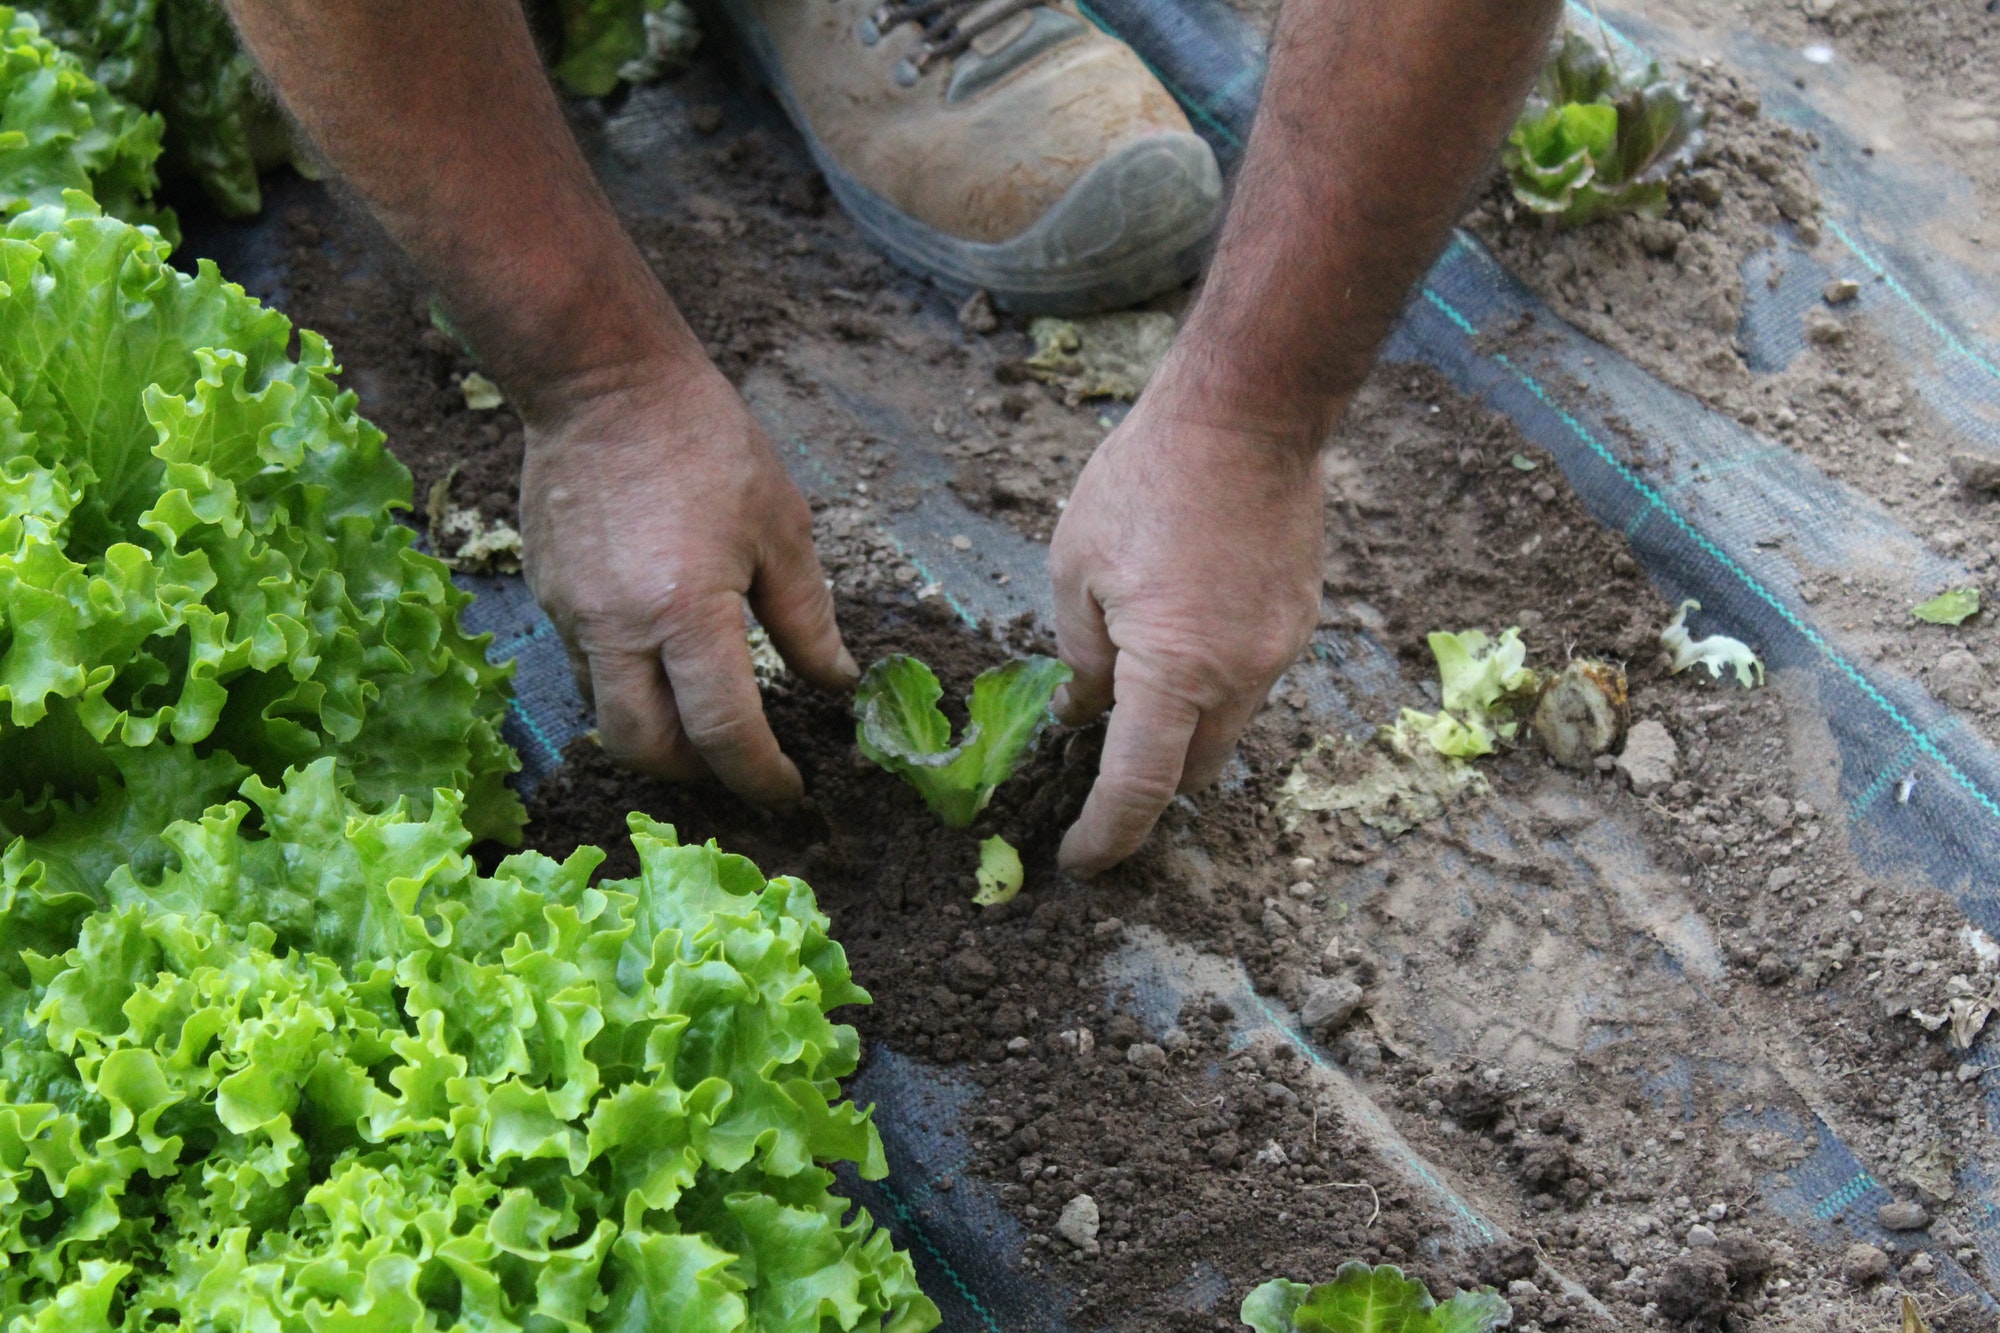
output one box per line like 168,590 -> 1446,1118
1615,718 -> 1680,795
1878,1199 -> 1932,1231
1655,1249 -> 1735,1326
1842,1242 -> 1892,1284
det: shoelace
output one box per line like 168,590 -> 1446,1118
868,0 -> 1049,77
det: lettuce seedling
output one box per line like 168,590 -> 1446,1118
855,653 -> 1071,828
1243,1263 -> 1511,1333
1397,628 -> 1540,759
1504,30 -> 1704,225
1661,600 -> 1763,687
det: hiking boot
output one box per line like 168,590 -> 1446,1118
711,0 -> 1224,314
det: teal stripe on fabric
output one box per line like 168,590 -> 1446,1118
509,696 -> 563,765
1421,235 -> 2000,830
1826,218 -> 2000,390
875,1179 -> 1006,1333
1848,741 -> 1920,821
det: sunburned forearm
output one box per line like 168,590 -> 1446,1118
1171,0 -> 1563,443
224,0 -> 694,416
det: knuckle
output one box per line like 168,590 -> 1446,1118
679,706 -> 768,758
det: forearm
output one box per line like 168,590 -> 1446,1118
224,0 -> 695,418
1168,0 -> 1562,444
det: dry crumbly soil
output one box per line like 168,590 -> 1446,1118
194,11 -> 2000,1331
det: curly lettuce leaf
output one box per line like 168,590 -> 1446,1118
1242,1263 -> 1511,1333
0,6 -> 170,236
0,196 -> 521,895
855,653 -> 1071,828
0,759 -> 939,1332
1505,30 -> 1704,225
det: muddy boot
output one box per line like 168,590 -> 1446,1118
710,0 -> 1224,313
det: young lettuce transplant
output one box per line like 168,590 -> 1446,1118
0,6 -> 171,236
1504,29 -> 1704,225
1396,628 -> 1540,759
0,758 -> 939,1333
854,653 -> 1071,828
1242,1263 -> 1511,1333
0,195 -> 521,900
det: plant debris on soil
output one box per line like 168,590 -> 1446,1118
187,10 -> 2000,1331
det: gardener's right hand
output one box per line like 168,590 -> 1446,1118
518,355 -> 857,806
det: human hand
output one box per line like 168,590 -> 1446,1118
518,356 -> 856,805
1049,382 -> 1329,874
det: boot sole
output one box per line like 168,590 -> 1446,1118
717,6 -> 1225,314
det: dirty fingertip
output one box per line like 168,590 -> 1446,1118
1056,822 -> 1108,879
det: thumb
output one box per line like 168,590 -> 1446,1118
750,513 -> 858,691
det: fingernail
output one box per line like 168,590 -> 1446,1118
1051,685 -> 1071,717
835,647 -> 861,685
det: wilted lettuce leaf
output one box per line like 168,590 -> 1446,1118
1913,587 -> 1980,627
0,759 -> 940,1333
0,195 -> 521,898
0,6 -> 171,237
1504,30 -> 1704,225
1660,600 -> 1763,688
1241,1263 -> 1511,1333
854,653 -> 1071,828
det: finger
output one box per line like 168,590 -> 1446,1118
660,595 -> 805,807
750,516 -> 858,692
1051,573 -> 1117,727
1177,693 -> 1265,794
589,650 -> 708,781
1058,684 -> 1200,876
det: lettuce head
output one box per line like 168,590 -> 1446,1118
0,195 -> 521,902
0,758 -> 938,1333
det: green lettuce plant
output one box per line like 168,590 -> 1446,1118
0,195 -> 521,899
1243,1263 -> 1511,1333
0,758 -> 939,1332
25,0 -> 695,213
0,6 -> 170,234
1504,29 -> 1704,225
24,0 -> 291,216
854,653 -> 1071,828
1396,628 -> 1540,759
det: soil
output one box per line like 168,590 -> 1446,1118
176,6 -> 2000,1329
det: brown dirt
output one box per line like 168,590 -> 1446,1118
202,17 -> 2000,1331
